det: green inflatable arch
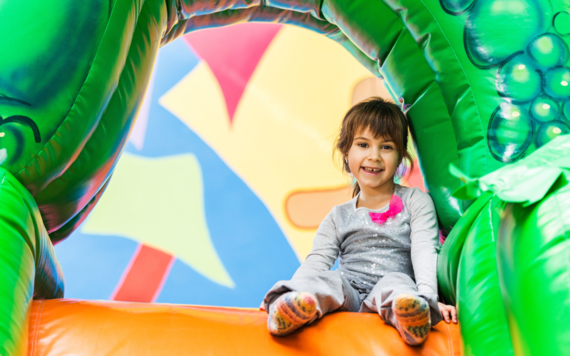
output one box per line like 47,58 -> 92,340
1,0 -> 570,354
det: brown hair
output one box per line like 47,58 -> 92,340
334,96 -> 414,197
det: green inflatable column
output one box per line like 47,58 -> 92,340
442,135 -> 570,355
456,194 -> 513,356
438,192 -> 493,305
498,178 -> 570,354
438,191 -> 513,355
0,168 -> 63,356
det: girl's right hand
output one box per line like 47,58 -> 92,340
438,302 -> 458,324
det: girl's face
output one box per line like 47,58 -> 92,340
346,127 -> 400,194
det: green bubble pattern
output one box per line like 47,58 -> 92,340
442,1 -> 570,163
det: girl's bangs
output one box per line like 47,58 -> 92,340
351,111 -> 402,147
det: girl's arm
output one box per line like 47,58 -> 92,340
406,188 -> 440,297
292,209 -> 341,279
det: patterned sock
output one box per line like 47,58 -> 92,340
393,294 -> 431,346
267,291 -> 317,336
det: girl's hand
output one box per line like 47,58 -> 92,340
438,302 -> 458,324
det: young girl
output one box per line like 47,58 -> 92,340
263,97 -> 457,346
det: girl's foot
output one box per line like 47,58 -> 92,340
393,294 -> 431,346
267,291 -> 317,336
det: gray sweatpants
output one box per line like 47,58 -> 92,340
263,271 -> 442,328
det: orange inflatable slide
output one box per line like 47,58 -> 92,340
27,300 -> 462,355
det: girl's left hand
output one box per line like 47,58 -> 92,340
438,302 -> 458,324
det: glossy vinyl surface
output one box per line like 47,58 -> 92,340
27,299 -> 463,356
437,192 -> 494,306
0,168 -> 62,356
33,0 -> 165,236
7,0 -> 570,241
496,54 -> 541,103
0,0 -> 570,354
443,135 -> 570,355
464,0 -> 551,68
498,178 -> 570,355
487,103 -> 533,163
0,0 -> 567,241
528,33 -> 569,70
456,195 -> 512,356
0,0 -> 109,191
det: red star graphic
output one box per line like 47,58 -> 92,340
184,23 -> 282,124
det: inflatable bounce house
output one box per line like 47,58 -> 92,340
1,0 -> 570,354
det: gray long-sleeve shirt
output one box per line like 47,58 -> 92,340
292,185 -> 440,296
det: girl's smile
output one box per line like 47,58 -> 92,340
361,166 -> 384,175
346,128 -> 400,208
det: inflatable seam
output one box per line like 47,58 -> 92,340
0,172 -> 37,261
317,0 -> 324,19
48,173 -> 112,244
379,26 -> 406,68
0,171 -> 5,197
262,0 -> 325,20
42,2 -> 158,235
168,5 -> 336,39
380,28 -> 433,106
321,0 -> 404,64
406,81 -> 436,110
30,301 -> 44,356
551,189 -> 570,351
173,0 -> 262,28
22,191 -> 41,263
553,190 -> 570,238
162,4 -> 377,76
15,0 -> 133,195
404,0 -> 488,173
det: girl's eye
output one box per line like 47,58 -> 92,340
382,145 -> 393,150
357,142 -> 368,148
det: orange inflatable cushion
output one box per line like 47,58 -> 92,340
28,299 -> 462,355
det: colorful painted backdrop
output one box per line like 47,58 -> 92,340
54,23 -> 424,307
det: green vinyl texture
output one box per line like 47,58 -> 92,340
440,135 -> 570,355
0,168 -> 63,356
437,191 -> 514,356
0,0 -> 570,354
456,195 -> 513,356
498,178 -> 570,355
6,0 -> 570,240
437,191 -> 493,306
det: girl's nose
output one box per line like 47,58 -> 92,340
368,149 -> 382,161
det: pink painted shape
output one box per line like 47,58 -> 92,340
109,244 -> 143,300
151,256 -> 176,303
369,195 -> 404,225
183,23 -> 282,123
110,243 -> 175,303
407,159 -> 426,192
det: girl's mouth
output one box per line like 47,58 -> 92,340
362,167 -> 383,175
